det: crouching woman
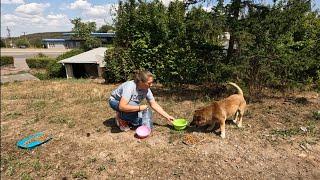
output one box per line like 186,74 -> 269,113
108,70 -> 175,131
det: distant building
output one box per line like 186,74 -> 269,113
42,32 -> 115,49
42,39 -> 65,49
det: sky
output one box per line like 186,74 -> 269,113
1,0 -> 320,37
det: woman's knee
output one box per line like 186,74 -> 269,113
109,99 -> 120,111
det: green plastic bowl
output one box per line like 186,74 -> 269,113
172,119 -> 188,130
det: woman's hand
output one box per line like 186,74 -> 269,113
139,105 -> 148,111
166,115 -> 175,124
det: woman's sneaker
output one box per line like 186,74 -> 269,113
115,112 -> 130,132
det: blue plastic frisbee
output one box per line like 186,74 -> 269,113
17,132 -> 52,150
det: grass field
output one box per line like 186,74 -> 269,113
1,79 -> 319,179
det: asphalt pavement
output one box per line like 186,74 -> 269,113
1,48 -> 68,83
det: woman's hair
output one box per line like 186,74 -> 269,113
134,70 -> 154,83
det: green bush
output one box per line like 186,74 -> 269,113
47,49 -> 84,78
0,56 -> 14,66
34,72 -> 49,80
26,57 -> 54,68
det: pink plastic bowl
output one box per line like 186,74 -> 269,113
135,125 -> 151,138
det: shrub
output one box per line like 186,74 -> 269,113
26,57 -> 54,68
0,56 -> 14,66
47,49 -> 84,78
34,72 -> 49,80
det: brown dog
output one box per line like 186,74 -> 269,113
191,82 -> 246,138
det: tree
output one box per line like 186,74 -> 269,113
15,38 -> 30,48
98,24 -> 115,32
0,39 -> 6,47
70,18 -> 101,50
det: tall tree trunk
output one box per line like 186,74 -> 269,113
226,0 -> 241,63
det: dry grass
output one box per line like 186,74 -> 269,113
1,79 -> 320,179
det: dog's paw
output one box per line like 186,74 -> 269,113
220,132 -> 226,138
237,123 -> 242,128
233,119 -> 237,124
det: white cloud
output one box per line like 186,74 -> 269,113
69,0 -> 91,10
1,0 -> 119,37
1,0 -> 24,4
67,0 -> 118,26
161,0 -> 183,7
86,4 -> 118,18
15,3 -> 50,15
47,14 -> 67,20
1,12 -> 71,37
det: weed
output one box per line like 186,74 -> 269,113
306,120 -> 317,136
97,165 -> 106,173
32,160 -> 41,171
49,116 -> 75,128
20,172 -> 33,180
73,171 -> 88,179
271,128 -> 300,137
6,165 -> 15,176
31,100 -> 46,110
312,110 -> 320,120
88,157 -> 97,163
5,111 -> 23,119
1,125 -> 8,133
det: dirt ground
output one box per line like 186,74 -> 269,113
1,80 -> 319,179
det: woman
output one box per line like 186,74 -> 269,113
109,70 -> 175,131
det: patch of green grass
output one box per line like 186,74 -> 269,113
32,160 -> 41,171
306,120 -> 318,136
20,172 -> 34,180
31,100 -> 46,110
6,165 -> 15,176
73,170 -> 88,179
87,157 -> 97,164
34,72 -> 49,80
312,110 -> 320,120
9,94 -> 20,100
1,125 -> 8,133
48,116 -> 75,128
97,165 -> 106,173
271,128 -> 300,137
5,111 -> 23,119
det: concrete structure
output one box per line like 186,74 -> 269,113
58,47 -> 107,79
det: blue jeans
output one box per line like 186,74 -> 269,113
108,98 -> 153,128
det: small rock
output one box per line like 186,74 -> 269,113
86,133 -> 90,137
300,127 -> 307,132
298,153 -> 307,158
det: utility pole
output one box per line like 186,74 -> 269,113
6,26 -> 12,48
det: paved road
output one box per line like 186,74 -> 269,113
1,48 -> 69,83
1,48 -> 70,58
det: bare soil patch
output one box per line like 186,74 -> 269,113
1,80 -> 319,179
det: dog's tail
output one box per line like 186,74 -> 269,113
227,82 -> 243,95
